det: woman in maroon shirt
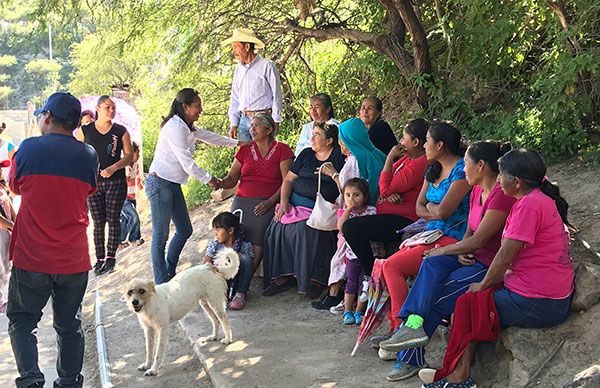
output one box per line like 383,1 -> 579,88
219,113 -> 294,273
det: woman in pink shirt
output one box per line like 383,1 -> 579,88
400,149 -> 575,388
378,141 -> 515,381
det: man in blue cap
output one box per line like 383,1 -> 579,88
6,92 -> 99,388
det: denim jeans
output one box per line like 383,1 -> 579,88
7,267 -> 88,388
119,199 -> 141,242
230,253 -> 253,294
145,174 -> 193,284
398,255 -> 488,367
237,116 -> 252,141
494,287 -> 572,328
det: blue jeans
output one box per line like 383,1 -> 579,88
145,174 -> 193,284
237,116 -> 252,141
229,253 -> 253,294
398,255 -> 488,367
494,288 -> 572,328
7,267 -> 88,388
119,199 -> 141,242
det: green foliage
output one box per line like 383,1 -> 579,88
9,0 -> 600,207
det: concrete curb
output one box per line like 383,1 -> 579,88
178,310 -> 259,388
94,280 -> 114,388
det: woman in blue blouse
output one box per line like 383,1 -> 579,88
382,122 -> 471,359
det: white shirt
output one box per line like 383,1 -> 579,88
228,55 -> 283,126
338,154 -> 360,187
294,118 -> 341,156
149,115 -> 237,184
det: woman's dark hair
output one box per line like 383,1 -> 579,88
364,97 -> 383,112
425,121 -> 466,182
314,122 -> 339,145
343,177 -> 370,206
161,88 -> 200,130
498,149 -> 573,228
466,140 -> 512,173
404,118 -> 428,146
132,141 -> 140,153
311,93 -> 335,118
80,110 -> 95,120
97,95 -> 112,106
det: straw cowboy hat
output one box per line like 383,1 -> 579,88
221,28 -> 265,49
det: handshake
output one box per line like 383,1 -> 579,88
208,177 -> 225,191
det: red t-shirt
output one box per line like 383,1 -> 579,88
469,183 -> 516,266
235,141 -> 295,198
376,155 -> 428,220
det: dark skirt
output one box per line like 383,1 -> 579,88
262,219 -> 337,293
231,196 -> 275,246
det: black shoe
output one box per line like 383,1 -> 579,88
262,278 -> 294,296
312,294 -> 343,310
96,258 -> 116,276
93,260 -> 105,276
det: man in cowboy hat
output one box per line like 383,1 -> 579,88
222,28 -> 282,140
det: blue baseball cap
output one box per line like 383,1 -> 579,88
34,92 -> 81,125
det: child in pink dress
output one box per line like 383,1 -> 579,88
0,160 -> 15,313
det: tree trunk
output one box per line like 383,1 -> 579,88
285,0 -> 433,109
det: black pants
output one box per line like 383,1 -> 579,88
7,267 -> 88,388
342,214 -> 413,275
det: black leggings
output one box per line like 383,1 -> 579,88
342,214 -> 413,276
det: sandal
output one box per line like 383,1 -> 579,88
354,311 -> 364,325
342,311 -> 355,325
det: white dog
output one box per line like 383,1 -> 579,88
124,248 -> 239,376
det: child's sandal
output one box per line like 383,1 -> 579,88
354,311 -> 364,325
342,311 -> 355,325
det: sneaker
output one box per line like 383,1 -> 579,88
93,260 -> 105,276
378,347 -> 397,361
418,368 -> 436,384
370,331 -> 393,350
379,324 -> 429,352
359,276 -> 370,302
117,242 -> 129,251
311,294 -> 343,310
386,359 -> 426,382
354,311 -> 364,325
342,311 -> 355,325
329,300 -> 344,315
96,258 -> 116,276
228,293 -> 245,310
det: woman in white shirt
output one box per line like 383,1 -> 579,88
146,88 -> 242,284
295,93 -> 340,156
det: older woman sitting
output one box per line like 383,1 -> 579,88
262,122 -> 345,298
411,149 -> 574,388
311,117 -> 386,309
359,97 -> 397,155
219,113 -> 295,308
295,93 -> 339,156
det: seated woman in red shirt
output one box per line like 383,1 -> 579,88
219,114 -> 295,288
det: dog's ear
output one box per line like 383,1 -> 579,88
146,280 -> 156,294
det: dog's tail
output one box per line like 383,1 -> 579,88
213,247 -> 240,280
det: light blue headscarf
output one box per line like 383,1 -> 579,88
338,117 -> 387,205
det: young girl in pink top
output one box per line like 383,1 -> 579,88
337,178 -> 378,325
